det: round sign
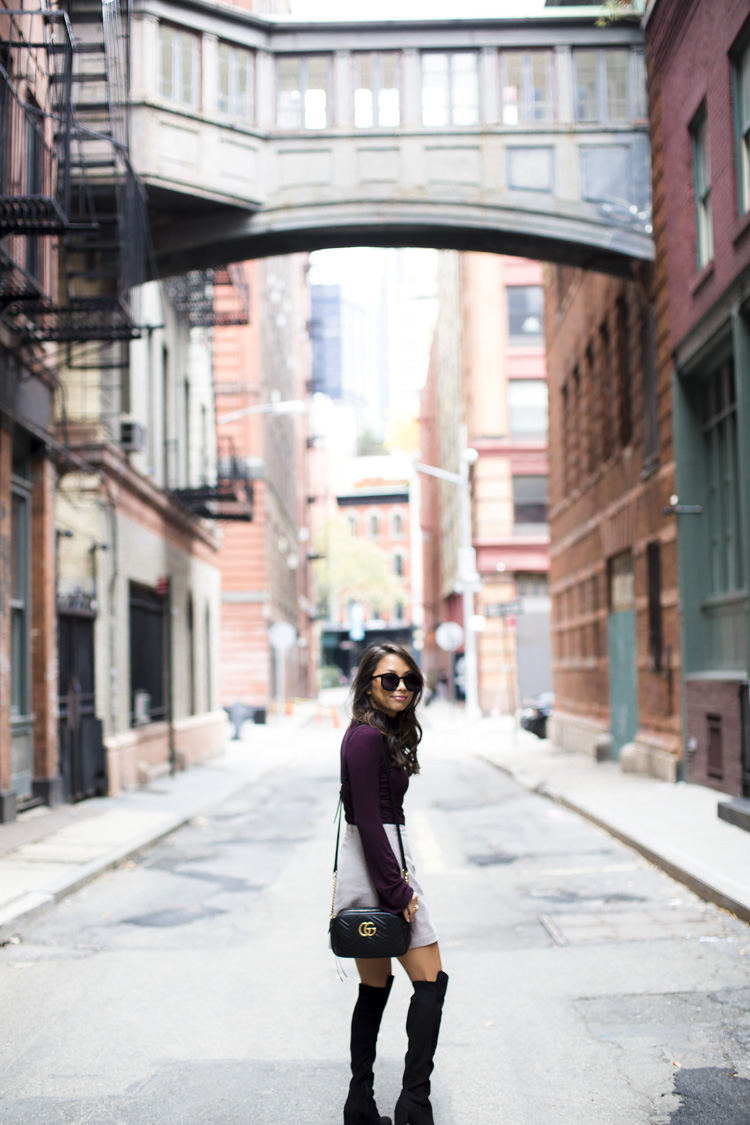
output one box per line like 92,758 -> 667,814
268,621 -> 297,651
435,621 -> 464,652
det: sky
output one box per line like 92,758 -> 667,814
289,0 -> 547,19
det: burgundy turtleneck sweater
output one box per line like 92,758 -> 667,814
341,722 -> 414,914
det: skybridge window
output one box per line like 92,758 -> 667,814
218,44 -> 254,122
421,53 -> 479,127
354,53 -> 400,128
574,48 -> 642,125
501,51 -> 555,125
277,56 -> 330,129
159,25 -> 201,109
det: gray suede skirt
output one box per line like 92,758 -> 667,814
332,823 -> 439,950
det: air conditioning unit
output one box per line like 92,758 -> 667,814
121,420 -> 146,453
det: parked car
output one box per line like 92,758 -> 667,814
520,692 -> 554,739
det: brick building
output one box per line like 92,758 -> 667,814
544,262 -> 679,776
421,253 -> 551,712
645,0 -> 750,797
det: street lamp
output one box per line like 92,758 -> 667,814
216,399 -> 307,425
414,425 -> 481,722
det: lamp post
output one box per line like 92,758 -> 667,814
414,426 -> 481,721
216,398 -> 307,425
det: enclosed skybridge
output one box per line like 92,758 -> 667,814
128,6 -> 653,277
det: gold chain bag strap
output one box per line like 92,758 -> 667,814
329,736 -> 412,959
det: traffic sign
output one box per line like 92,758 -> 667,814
485,600 -> 523,618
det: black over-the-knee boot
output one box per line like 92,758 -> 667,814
344,975 -> 394,1125
394,972 -> 448,1125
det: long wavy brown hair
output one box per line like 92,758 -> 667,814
350,642 -> 423,775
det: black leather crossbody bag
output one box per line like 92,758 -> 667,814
329,742 -> 412,959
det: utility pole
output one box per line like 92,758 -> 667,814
414,426 -> 481,721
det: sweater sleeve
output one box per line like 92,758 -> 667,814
346,726 -> 413,914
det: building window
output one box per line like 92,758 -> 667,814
517,573 -> 549,597
421,53 -> 478,126
10,477 -> 31,719
369,513 -> 379,538
159,25 -> 201,108
394,601 -> 405,622
641,299 -> 659,471
702,358 -> 743,596
616,296 -> 633,447
513,475 -> 548,530
393,551 -> 404,577
129,583 -> 165,725
501,51 -> 554,124
690,104 -> 713,268
354,53 -> 400,127
277,56 -> 330,129
573,48 -> 637,124
508,380 -> 548,437
392,510 -> 404,538
218,43 -> 254,120
734,36 -> 750,214
347,514 -> 357,536
646,541 -> 663,673
507,285 -> 544,343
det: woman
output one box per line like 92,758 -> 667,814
333,641 -> 448,1125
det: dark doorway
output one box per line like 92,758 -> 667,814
58,610 -> 107,802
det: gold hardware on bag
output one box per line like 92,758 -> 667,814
358,920 -> 377,937
330,871 -> 338,919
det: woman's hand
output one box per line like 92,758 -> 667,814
403,893 -> 419,924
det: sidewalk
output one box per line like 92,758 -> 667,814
2,699 -> 749,944
0,704 -> 317,943
436,706 -> 750,925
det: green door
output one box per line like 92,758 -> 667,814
608,553 -> 638,759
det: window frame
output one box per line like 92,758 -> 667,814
512,474 -> 548,531
500,50 -> 555,126
217,42 -> 255,122
507,284 -> 545,344
573,47 -> 635,125
421,51 -> 479,127
159,23 -> 201,110
353,51 -> 401,128
276,55 -> 331,130
732,30 -> 750,215
508,378 -> 549,439
690,102 -> 714,269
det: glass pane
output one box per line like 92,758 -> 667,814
741,48 -> 750,131
529,52 -> 553,122
503,53 -> 522,125
354,87 -> 374,128
422,54 -> 449,126
380,53 -> 397,90
11,608 -> 25,713
451,54 -> 478,125
160,26 -> 173,99
508,286 -> 544,339
218,44 -> 229,113
307,56 -> 329,91
379,87 -> 399,127
509,381 -> 548,435
575,50 -> 598,122
605,51 -> 629,122
11,492 -> 23,601
305,87 -> 327,129
355,54 -> 373,91
278,58 -> 302,127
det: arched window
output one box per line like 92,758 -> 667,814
369,513 -> 379,538
392,510 -> 404,538
393,551 -> 404,577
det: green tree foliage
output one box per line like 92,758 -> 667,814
314,516 -> 401,618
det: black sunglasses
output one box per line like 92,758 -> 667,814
371,672 -> 423,693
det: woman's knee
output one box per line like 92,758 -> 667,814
399,942 -> 442,982
356,957 -> 392,987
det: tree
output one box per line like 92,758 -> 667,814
315,516 -> 401,620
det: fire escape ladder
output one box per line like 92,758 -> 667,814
0,10 -> 74,310
170,436 -> 255,522
164,266 -> 251,330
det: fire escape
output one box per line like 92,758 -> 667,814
1,0 -> 148,345
166,265 -> 255,522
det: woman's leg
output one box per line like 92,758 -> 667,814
394,945 -> 448,1125
345,958 -> 395,1125
397,942 -> 442,983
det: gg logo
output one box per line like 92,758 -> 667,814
358,921 -> 378,938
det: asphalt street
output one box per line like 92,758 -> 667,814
2,722 -> 749,1124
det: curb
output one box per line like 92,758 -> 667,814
479,753 -> 750,926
